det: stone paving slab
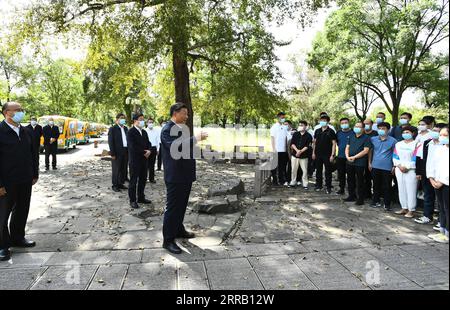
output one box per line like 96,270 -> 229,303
45,250 -> 142,266
248,255 -> 317,290
398,244 -> 449,273
205,258 -> 264,290
302,237 -> 372,252
0,267 -> 45,290
365,246 -> 449,287
114,230 -> 163,250
328,249 -> 422,290
290,252 -> 369,290
178,262 -> 210,290
88,264 -> 128,290
31,265 -> 98,290
122,263 -> 177,290
0,252 -> 54,269
12,233 -> 90,253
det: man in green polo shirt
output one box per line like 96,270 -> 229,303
345,121 -> 372,206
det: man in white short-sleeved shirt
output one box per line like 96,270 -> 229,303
270,112 -> 289,186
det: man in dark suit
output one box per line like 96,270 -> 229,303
161,103 -> 208,254
0,102 -> 39,261
26,117 -> 43,167
26,117 -> 43,166
127,113 -> 152,209
42,117 -> 60,171
108,113 -> 129,192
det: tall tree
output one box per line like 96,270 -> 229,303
309,0 -> 449,125
16,0 -> 328,133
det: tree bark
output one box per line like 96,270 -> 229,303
172,47 -> 194,135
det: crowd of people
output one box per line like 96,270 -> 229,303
270,111 -> 449,244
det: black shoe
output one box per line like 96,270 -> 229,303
0,249 -> 11,261
384,205 -> 392,212
45,167 -> 49,171
130,202 -> 140,209
177,231 -> 196,239
52,167 -> 57,170
163,241 -> 182,254
11,239 -> 36,248
336,189 -> 345,195
112,186 -> 121,192
137,198 -> 152,205
118,185 -> 128,190
355,200 -> 364,206
344,196 -> 356,202
315,187 -> 323,192
326,188 -> 332,194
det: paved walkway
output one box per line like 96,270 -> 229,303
0,141 -> 448,290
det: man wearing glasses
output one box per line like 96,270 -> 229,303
0,102 -> 39,261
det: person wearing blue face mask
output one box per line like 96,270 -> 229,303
415,123 -> 447,226
0,102 -> 39,261
344,121 -> 372,205
390,112 -> 417,141
108,113 -> 129,193
372,112 -> 387,131
368,122 -> 397,211
127,113 -> 152,209
428,126 -> 449,243
393,127 -> 420,218
363,119 -> 378,199
335,118 -> 354,195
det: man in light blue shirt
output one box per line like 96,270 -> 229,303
369,122 -> 397,211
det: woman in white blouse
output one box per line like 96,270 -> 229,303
393,127 -> 420,218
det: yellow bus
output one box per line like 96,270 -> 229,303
88,123 -> 99,138
38,115 -> 78,152
76,121 -> 90,144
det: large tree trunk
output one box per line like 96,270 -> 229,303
172,47 -> 194,136
391,103 -> 400,127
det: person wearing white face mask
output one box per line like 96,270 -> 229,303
415,123 -> 447,225
42,117 -> 60,171
126,113 -> 152,209
108,113 -> 129,192
26,117 -> 43,166
144,118 -> 161,183
427,126 -> 449,243
289,121 -> 313,189
0,102 -> 39,261
270,112 -> 289,186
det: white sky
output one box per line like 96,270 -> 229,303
1,0 -> 441,113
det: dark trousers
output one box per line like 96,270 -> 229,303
128,160 -> 148,203
148,147 -> 158,182
157,143 -> 163,170
372,168 -> 393,207
364,166 -> 373,199
286,157 -> 292,183
271,152 -> 289,185
44,143 -> 57,168
0,182 -> 32,249
335,157 -> 347,192
421,177 -> 435,220
347,164 -> 365,202
315,156 -> 333,190
112,150 -> 128,187
163,182 -> 192,242
436,185 -> 449,232
277,152 -> 289,184
308,154 -> 315,177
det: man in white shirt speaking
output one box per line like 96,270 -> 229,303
145,118 -> 161,184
